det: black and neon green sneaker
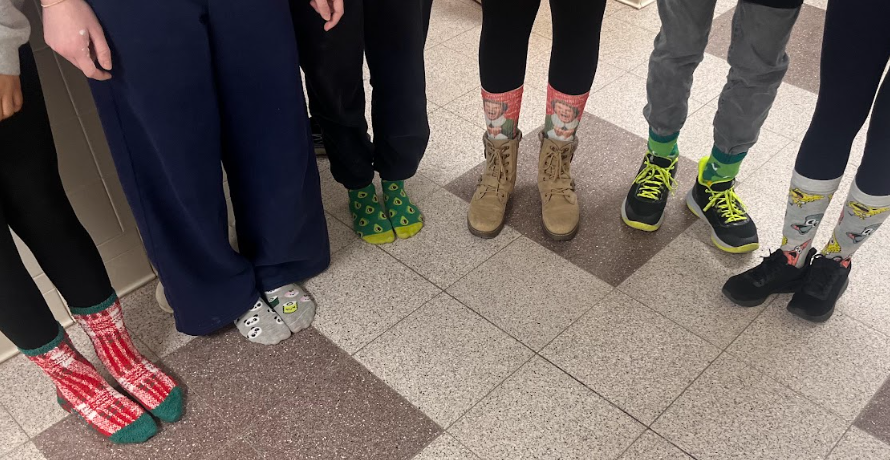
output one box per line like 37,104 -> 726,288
622,152 -> 678,232
686,158 -> 759,254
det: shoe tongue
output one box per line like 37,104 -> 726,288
708,179 -> 735,192
647,154 -> 674,168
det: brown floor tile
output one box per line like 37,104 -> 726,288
855,375 -> 890,446
706,4 -> 825,94
445,117 -> 698,286
32,328 -> 439,460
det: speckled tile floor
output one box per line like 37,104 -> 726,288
3,1 -> 890,459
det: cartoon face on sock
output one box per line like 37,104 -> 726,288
283,301 -> 298,314
275,316 -> 284,325
847,223 -> 881,243
788,188 -> 826,207
248,327 -> 262,339
848,201 -> 890,219
483,100 -> 509,139
791,213 -> 823,235
547,100 -> 580,141
285,289 -> 298,298
244,315 -> 260,327
250,301 -> 263,312
300,295 -> 311,302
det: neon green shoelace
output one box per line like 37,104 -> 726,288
634,155 -> 677,200
703,186 -> 748,223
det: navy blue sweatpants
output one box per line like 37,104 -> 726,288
86,0 -> 330,335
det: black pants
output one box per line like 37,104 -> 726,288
795,0 -> 890,195
292,0 -> 433,190
480,0 -> 607,95
0,45 -> 113,350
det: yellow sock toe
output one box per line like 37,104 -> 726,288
362,230 -> 396,245
394,222 -> 424,239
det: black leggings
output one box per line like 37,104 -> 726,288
795,0 -> 890,195
0,45 -> 113,350
479,0 -> 607,95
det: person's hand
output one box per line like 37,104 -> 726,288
42,0 -> 112,80
310,0 -> 344,31
0,74 -> 23,121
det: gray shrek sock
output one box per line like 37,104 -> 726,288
235,299 -> 291,345
264,283 -> 316,333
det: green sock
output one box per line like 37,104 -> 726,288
382,180 -> 424,239
648,129 -> 679,159
348,184 -> 394,245
700,146 -> 747,184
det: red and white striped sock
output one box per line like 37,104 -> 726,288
72,295 -> 182,422
22,327 -> 155,443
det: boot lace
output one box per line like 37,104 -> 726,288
703,186 -> 748,223
634,155 -> 677,200
477,143 -> 511,197
541,143 -> 574,198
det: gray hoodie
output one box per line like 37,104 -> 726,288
0,0 -> 29,75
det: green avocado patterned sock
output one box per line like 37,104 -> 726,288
382,180 -> 424,239
700,146 -> 747,184
348,184 -> 395,244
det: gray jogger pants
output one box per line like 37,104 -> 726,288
644,0 -> 800,155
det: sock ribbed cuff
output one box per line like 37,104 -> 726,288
19,323 -> 65,357
850,180 -> 890,206
710,146 -> 747,164
648,128 -> 679,158
790,170 -> 842,194
69,293 -> 118,316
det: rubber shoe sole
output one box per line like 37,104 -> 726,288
620,197 -> 664,232
542,219 -> 579,241
786,278 -> 849,323
685,190 -> 759,254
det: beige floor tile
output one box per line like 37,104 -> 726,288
1,442 -> 46,460
306,242 -> 441,354
414,434 -> 479,460
417,110 -> 487,186
728,302 -> 890,421
620,431 -> 693,460
619,235 -> 765,349
356,293 -> 532,427
426,0 -> 483,48
611,1 -> 663,33
381,189 -> 521,289
760,82 -> 818,141
543,291 -> 720,424
448,237 -> 612,351
118,281 -> 195,358
425,46 -> 481,107
653,354 -> 847,460
326,212 -> 358,254
0,355 -> 67,437
451,356 -> 644,460
0,407 -> 26,457
835,228 -> 890,338
829,428 -> 890,460
599,20 -> 659,72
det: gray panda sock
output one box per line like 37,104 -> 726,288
264,284 -> 316,333
780,170 -> 841,268
822,181 -> 890,263
235,299 -> 291,345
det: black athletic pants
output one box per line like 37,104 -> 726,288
292,0 -> 433,190
0,45 -> 113,350
795,0 -> 890,195
479,0 -> 607,95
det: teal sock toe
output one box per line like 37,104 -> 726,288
109,413 -> 158,444
151,386 -> 184,423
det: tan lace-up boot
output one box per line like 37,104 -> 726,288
538,134 -> 579,240
467,131 -> 522,238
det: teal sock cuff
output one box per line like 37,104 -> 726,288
69,293 -> 118,316
19,323 -> 65,357
648,128 -> 679,143
710,146 -> 747,164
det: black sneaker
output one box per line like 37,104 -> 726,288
686,158 -> 759,253
723,248 -> 816,307
787,255 -> 851,322
622,152 -> 678,232
310,117 -> 326,156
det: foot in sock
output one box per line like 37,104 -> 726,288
779,170 -> 840,268
72,295 -> 183,422
235,299 -> 291,345
349,184 -> 395,245
723,248 -> 816,307
623,130 -> 680,232
382,180 -> 424,239
21,326 -> 157,444
687,156 -> 759,253
264,284 -> 316,333
787,255 -> 851,322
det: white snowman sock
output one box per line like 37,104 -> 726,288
234,299 -> 291,345
263,283 -> 316,333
